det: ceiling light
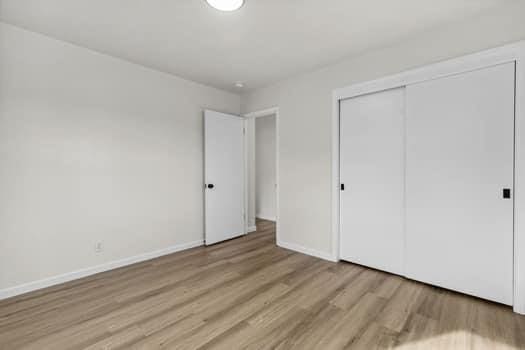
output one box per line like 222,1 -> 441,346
206,0 -> 244,12
235,81 -> 244,88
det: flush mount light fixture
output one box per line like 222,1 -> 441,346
206,0 -> 244,12
234,81 -> 244,88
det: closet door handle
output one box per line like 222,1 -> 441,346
207,184 -> 215,189
503,188 -> 511,199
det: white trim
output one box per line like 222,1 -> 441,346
334,41 -> 525,101
332,93 -> 341,263
514,49 -> 525,315
256,214 -> 277,222
332,40 -> 525,314
243,117 -> 249,234
247,225 -> 257,233
244,107 -> 280,119
243,107 -> 280,244
0,240 -> 203,301
277,240 -> 337,262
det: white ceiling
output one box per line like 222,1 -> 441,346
0,0 -> 517,92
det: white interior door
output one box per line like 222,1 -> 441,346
405,63 -> 515,305
204,110 -> 245,245
340,87 -> 406,275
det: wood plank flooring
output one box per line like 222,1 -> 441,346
1,219 -> 525,349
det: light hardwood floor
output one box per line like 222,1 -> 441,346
1,219 -> 524,349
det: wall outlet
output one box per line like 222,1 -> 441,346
95,242 -> 103,253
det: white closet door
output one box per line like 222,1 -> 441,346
406,63 -> 515,305
340,87 -> 405,275
204,110 -> 245,245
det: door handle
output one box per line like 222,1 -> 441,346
207,184 -> 215,189
503,188 -> 511,199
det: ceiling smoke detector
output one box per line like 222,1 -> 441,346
206,0 -> 244,12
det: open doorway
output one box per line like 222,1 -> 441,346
244,108 -> 280,242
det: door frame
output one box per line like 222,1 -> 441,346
331,41 -> 525,314
243,107 -> 280,243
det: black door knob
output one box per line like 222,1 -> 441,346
207,184 -> 215,189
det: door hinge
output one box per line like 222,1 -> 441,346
243,127 -> 246,134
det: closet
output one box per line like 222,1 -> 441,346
340,62 -> 515,305
340,87 -> 405,276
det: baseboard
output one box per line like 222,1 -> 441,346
247,225 -> 257,233
0,239 -> 204,301
277,239 -> 338,262
256,214 -> 276,222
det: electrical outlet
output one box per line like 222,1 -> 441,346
95,242 -> 103,253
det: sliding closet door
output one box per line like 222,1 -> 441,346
340,87 -> 405,275
406,63 -> 515,305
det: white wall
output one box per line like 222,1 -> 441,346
0,22 -> 240,294
255,115 -> 276,221
241,2 -> 525,258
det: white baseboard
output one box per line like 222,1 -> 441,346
515,303 -> 525,315
256,214 -> 276,222
247,225 -> 257,233
277,239 -> 338,262
0,239 -> 204,301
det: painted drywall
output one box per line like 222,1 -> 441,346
255,115 -> 277,221
0,22 -> 240,292
241,2 -> 525,258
